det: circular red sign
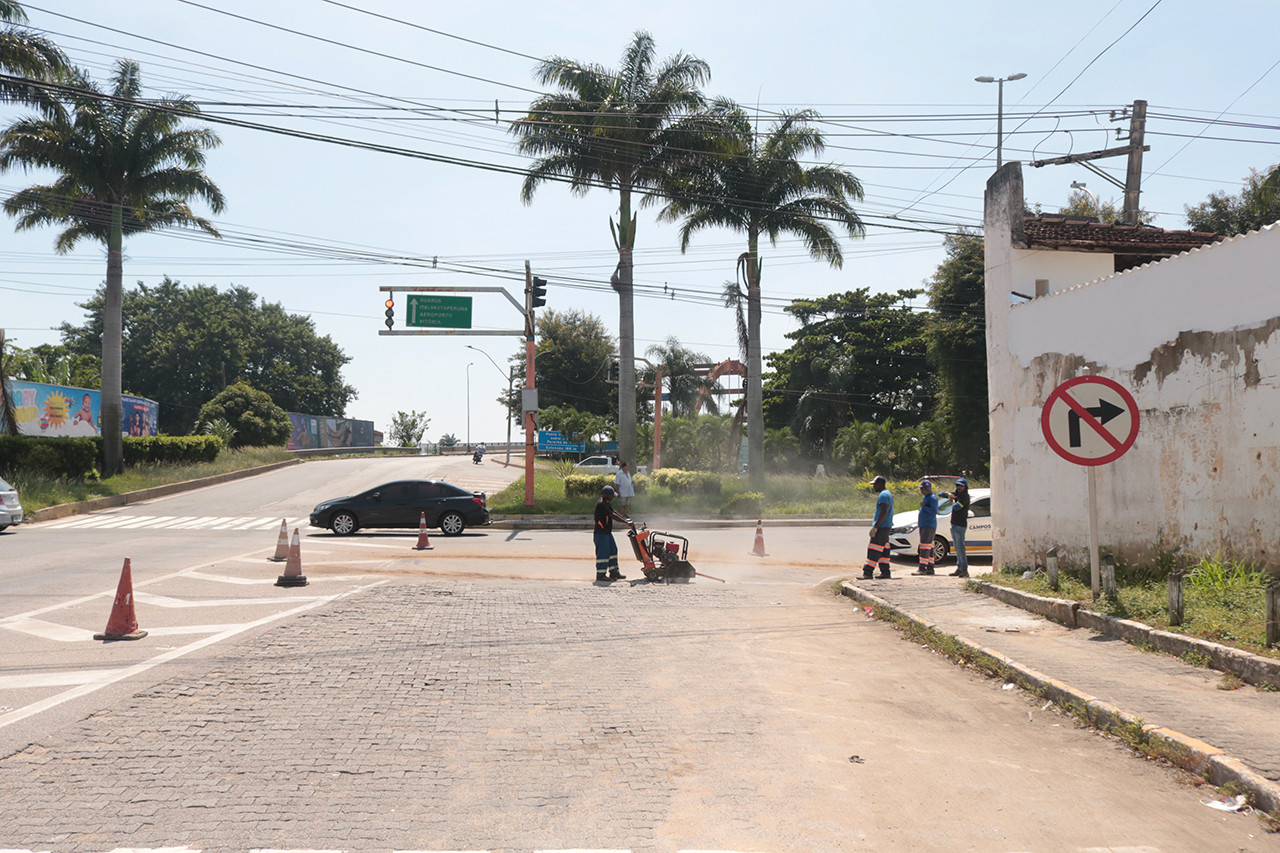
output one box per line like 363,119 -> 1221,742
1041,375 -> 1139,466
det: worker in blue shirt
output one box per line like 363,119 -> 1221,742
862,475 -> 894,579
912,479 -> 939,576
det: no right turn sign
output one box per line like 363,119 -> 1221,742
1041,376 -> 1139,466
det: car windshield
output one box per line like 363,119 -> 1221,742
0,478 -> 11,491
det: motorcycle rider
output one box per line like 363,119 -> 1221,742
473,441 -> 486,464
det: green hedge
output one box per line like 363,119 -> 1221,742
0,434 -> 222,479
650,468 -> 721,496
563,473 -> 651,498
123,436 -> 222,466
0,436 -> 99,479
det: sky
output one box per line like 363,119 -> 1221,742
2,0 -> 1278,447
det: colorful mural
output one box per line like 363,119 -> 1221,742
2,380 -> 158,437
286,412 -> 375,450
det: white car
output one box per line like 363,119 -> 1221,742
888,488 -> 992,562
0,476 -> 24,532
572,455 -> 619,476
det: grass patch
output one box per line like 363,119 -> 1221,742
489,468 -> 982,519
984,558 -> 1279,660
11,446 -> 293,512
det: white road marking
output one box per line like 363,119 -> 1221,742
134,592 -> 325,608
93,515 -> 158,529
0,580 -> 387,730
0,668 -> 124,689
0,840 -> 778,845
184,570 -> 281,585
209,516 -> 260,529
47,515 -> 124,529
135,516 -> 200,529
0,617 -> 95,642
41,514 -> 310,532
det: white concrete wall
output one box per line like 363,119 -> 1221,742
1011,248 -> 1112,299
985,164 -> 1280,570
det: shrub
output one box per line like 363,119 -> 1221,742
650,468 -> 721,495
721,491 -> 763,518
196,382 -> 290,448
564,474 -> 612,498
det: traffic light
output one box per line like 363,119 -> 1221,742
530,276 -> 548,309
384,296 -> 394,329
609,359 -> 619,383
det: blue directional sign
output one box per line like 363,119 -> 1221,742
537,430 -> 584,453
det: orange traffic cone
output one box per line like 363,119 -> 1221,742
94,557 -> 148,641
413,512 -> 434,550
750,519 -> 768,557
269,518 -> 289,562
276,528 -> 308,587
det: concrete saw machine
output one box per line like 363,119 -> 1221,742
625,521 -> 720,583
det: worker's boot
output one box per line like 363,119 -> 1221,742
607,569 -> 626,581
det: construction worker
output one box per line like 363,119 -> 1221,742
862,475 -> 894,579
594,485 -> 628,583
912,479 -> 938,576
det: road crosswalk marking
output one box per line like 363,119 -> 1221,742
41,514 -> 308,532
1,849 -> 778,853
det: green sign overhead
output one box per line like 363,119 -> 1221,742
405,294 -> 472,329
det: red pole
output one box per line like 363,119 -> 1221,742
524,261 -> 536,507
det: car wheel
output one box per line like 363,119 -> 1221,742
934,537 -> 950,562
330,512 -> 358,536
0,524 -> 8,533
439,512 -> 465,536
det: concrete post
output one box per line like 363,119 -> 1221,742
1046,547 -> 1059,592
1168,571 -> 1184,627
1267,580 -> 1279,649
1101,554 -> 1117,600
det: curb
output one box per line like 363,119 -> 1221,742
839,580 -> 1280,816
970,581 -> 1280,691
27,459 -> 303,523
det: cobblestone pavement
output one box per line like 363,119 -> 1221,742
2,579 -> 1276,853
852,577 -> 1280,783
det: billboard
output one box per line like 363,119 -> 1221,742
286,413 -> 375,450
2,380 -> 158,437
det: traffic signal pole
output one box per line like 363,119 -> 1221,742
524,261 -> 536,508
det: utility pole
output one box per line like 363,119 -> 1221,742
1030,99 -> 1149,226
1122,100 -> 1147,226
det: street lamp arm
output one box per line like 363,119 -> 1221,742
466,344 -> 508,380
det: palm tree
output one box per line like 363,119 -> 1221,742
1,0 -> 68,109
645,336 -> 717,418
0,59 -> 225,474
510,30 -> 712,469
658,108 -> 865,488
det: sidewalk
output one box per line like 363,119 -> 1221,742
841,573 -> 1280,814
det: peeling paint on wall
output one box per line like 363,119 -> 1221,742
1133,318 -> 1280,389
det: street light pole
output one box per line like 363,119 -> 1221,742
466,362 -> 473,450
975,72 -> 1027,169
466,344 -> 514,467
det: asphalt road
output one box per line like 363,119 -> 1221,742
0,456 -> 1275,851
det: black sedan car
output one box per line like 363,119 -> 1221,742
309,479 -> 489,536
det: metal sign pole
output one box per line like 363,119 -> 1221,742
1087,465 -> 1100,599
